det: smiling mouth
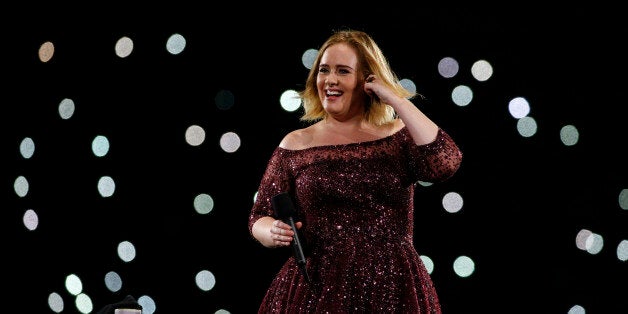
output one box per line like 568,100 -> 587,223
326,90 -> 342,97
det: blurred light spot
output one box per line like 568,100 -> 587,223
567,304 -> 586,314
59,98 -> 75,120
138,295 -> 157,314
508,97 -> 530,119
451,85 -> 473,107
215,310 -> 231,314
75,293 -> 93,314
471,59 -> 493,82
92,135 -> 110,157
20,137 -> 35,159
302,48 -> 318,69
453,255 -> 475,277
419,255 -> 434,274
23,209 -> 38,231
196,269 -> 216,291
39,41 -> 54,62
115,36 -> 134,58
215,90 -> 235,110
575,229 -> 593,250
104,271 -> 123,292
220,131 -> 241,153
118,240 -> 137,262
14,175 -> 29,197
617,188 -> 628,210
560,124 -> 579,146
516,116 -> 537,138
97,176 -> 116,197
585,233 -> 604,254
186,125 -> 206,146
417,181 -> 433,187
253,191 -> 258,203
576,229 -> 604,254
616,239 -> 628,262
65,274 -> 83,296
442,191 -> 463,213
194,193 -> 214,214
48,292 -> 64,313
280,89 -> 301,112
166,33 -> 186,55
399,78 -> 416,94
437,57 -> 459,78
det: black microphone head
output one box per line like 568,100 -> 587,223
271,192 -> 296,218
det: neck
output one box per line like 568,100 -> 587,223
324,114 -> 367,129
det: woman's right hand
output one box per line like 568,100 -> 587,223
270,219 -> 302,247
252,216 -> 302,248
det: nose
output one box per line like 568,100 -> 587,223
325,74 -> 338,86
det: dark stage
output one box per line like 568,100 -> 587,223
3,6 -> 627,314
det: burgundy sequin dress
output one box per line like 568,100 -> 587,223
249,126 -> 462,314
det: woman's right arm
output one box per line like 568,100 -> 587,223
248,146 -> 298,248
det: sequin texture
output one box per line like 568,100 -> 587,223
249,127 -> 462,313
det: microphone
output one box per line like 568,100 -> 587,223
272,192 -> 310,283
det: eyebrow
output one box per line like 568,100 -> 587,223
319,64 -> 355,71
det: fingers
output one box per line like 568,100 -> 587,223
273,226 -> 288,236
272,235 -> 291,247
273,219 -> 296,233
272,220 -> 293,247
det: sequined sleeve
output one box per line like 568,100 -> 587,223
248,147 -> 291,235
406,128 -> 462,183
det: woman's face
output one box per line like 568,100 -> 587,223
316,43 -> 365,120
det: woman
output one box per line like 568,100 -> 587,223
248,29 -> 462,313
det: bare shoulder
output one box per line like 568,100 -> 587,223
278,124 -> 317,150
391,118 -> 405,134
380,118 -> 405,137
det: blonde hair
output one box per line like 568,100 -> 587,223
299,29 -> 416,126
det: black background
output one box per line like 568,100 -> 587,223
3,5 -> 627,313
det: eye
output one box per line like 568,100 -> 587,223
318,67 -> 330,74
